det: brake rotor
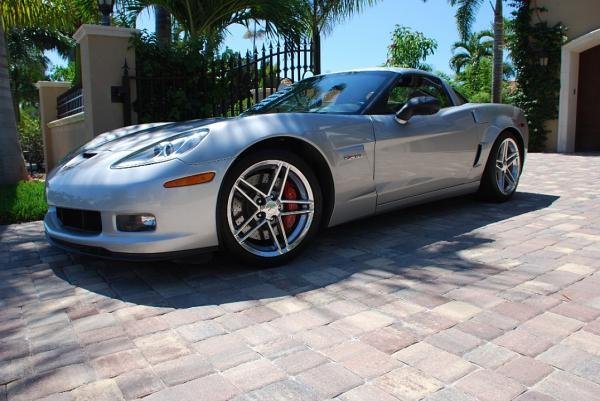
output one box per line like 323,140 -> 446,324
282,181 -> 299,233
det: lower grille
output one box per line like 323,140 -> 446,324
56,207 -> 102,234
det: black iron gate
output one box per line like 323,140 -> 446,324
122,40 -> 314,125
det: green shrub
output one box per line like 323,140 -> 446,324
0,181 -> 47,224
18,105 -> 44,168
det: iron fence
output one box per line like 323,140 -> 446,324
56,86 -> 84,119
127,39 -> 314,124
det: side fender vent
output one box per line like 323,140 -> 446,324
473,143 -> 483,167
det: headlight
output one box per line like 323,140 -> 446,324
112,129 -> 209,169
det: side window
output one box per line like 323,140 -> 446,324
420,77 -> 453,108
381,75 -> 453,114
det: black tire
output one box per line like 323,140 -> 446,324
478,131 -> 523,202
217,149 -> 323,267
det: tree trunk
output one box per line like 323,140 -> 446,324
491,0 -> 503,103
311,1 -> 321,75
312,30 -> 321,75
155,6 -> 171,47
0,24 -> 28,185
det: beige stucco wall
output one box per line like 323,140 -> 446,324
46,113 -> 89,170
36,81 -> 72,171
534,0 -> 600,41
74,25 -> 138,138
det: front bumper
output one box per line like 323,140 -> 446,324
44,155 -> 233,258
46,235 -> 217,261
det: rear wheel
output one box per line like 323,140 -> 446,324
218,150 -> 322,266
479,132 -> 523,202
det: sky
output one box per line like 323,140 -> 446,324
46,0 -> 514,76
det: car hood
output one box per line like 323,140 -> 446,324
82,118 -> 225,152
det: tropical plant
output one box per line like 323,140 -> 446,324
300,0 -> 380,74
127,0 -> 307,52
0,0 -> 100,184
448,0 -> 505,103
18,105 -> 44,168
7,28 -> 73,118
385,25 -> 437,70
450,30 -> 493,74
49,62 -> 77,82
507,0 -> 565,151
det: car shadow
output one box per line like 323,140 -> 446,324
48,191 -> 559,309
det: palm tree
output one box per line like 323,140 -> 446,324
1,0 -> 98,184
243,22 -> 267,50
0,21 -> 27,184
301,0 -> 380,75
450,30 -> 493,74
449,0 -> 505,103
155,6 -> 171,47
130,0 -> 306,49
1,1 -> 68,184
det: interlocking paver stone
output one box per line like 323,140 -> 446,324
359,326 -> 417,354
423,387 -> 478,401
496,356 -> 554,386
70,379 -> 125,401
7,364 -> 94,401
3,153 -> 600,401
456,370 -> 526,401
534,370 -> 600,401
296,362 -> 363,399
273,348 -> 328,375
222,358 -> 287,392
192,333 -> 261,370
91,348 -> 148,379
374,365 -> 442,401
494,329 -> 554,357
433,301 -> 482,321
143,373 -> 239,401
152,353 -> 213,386
339,384 -> 402,401
115,368 -> 163,399
237,379 -> 320,401
394,342 -> 476,382
426,328 -> 483,355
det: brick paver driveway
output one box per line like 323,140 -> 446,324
2,153 -> 600,401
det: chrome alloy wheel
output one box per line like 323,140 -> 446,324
226,160 -> 315,258
495,138 -> 521,195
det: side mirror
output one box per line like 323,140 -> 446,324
395,96 -> 441,124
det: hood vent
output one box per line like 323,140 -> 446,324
82,152 -> 97,159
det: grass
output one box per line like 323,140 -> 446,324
0,180 -> 48,225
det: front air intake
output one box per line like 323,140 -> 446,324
56,208 -> 102,234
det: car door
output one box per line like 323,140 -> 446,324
371,74 -> 481,205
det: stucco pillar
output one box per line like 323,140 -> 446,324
74,24 -> 138,138
35,81 -> 71,171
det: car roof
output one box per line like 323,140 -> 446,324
321,67 -> 439,78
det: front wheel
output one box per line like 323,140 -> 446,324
479,132 -> 523,202
218,150 -> 323,266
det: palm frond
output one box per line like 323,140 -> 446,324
450,0 -> 483,41
317,0 -> 381,36
134,0 -> 307,44
1,0 -> 99,33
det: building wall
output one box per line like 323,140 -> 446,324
534,0 -> 600,41
533,0 -> 600,151
46,113 -> 89,171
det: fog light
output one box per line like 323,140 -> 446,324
116,214 -> 156,232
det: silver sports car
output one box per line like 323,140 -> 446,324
45,68 -> 528,265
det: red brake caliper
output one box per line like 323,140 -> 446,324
282,181 -> 298,233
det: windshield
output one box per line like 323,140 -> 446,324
243,71 -> 393,115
